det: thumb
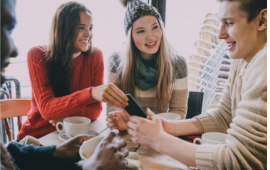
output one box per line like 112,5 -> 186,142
146,108 -> 156,120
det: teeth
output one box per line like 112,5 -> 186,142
80,40 -> 88,43
146,42 -> 155,46
227,42 -> 236,47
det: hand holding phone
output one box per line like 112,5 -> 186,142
124,94 -> 147,118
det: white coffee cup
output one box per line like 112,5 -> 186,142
56,116 -> 91,139
193,132 -> 227,145
80,136 -> 119,160
157,113 -> 181,120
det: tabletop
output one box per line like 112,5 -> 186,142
39,118 -> 188,170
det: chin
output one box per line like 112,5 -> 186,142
1,73 -> 6,85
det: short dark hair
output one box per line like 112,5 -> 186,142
217,0 -> 267,22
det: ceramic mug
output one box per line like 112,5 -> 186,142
157,113 -> 181,120
56,116 -> 91,138
193,132 -> 227,145
80,136 -> 119,160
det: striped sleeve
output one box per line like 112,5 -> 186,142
168,55 -> 189,119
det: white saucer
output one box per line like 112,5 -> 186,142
58,129 -> 98,141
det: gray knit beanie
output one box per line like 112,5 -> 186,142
120,0 -> 162,36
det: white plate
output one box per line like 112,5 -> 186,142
58,129 -> 98,141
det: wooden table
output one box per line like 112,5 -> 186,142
39,118 -> 188,170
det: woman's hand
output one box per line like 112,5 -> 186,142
49,117 -> 66,126
127,108 -> 167,150
106,109 -> 130,131
91,83 -> 129,108
77,130 -> 128,170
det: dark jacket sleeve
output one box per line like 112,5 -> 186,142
6,142 -> 69,170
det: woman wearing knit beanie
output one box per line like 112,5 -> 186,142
106,0 -> 189,130
17,2 -> 129,141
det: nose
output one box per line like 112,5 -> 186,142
10,39 -> 18,58
84,29 -> 92,38
146,31 -> 154,41
218,24 -> 228,40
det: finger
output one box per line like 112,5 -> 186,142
129,116 -> 143,124
102,129 -> 119,143
109,84 -> 129,101
106,117 -> 118,123
123,158 -> 128,169
127,128 -> 135,137
104,98 -> 123,108
115,139 -> 127,150
146,108 -> 156,120
121,148 -> 129,158
107,87 -> 128,106
107,122 -> 118,128
75,135 -> 94,144
127,121 -> 137,130
104,93 -> 125,108
107,112 -> 116,118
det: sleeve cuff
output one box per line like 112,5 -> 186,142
195,113 -> 228,133
196,144 -> 216,170
79,87 -> 96,105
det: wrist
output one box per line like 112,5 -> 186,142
153,131 -> 168,151
90,87 -> 96,101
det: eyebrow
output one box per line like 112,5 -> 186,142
220,17 -> 234,21
134,22 -> 158,31
78,24 -> 93,26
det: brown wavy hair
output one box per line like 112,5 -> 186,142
46,2 -> 92,97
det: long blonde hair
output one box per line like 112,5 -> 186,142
113,19 -> 177,112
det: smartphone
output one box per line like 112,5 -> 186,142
124,94 -> 147,118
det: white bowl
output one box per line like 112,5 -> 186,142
80,136 -> 119,160
157,113 -> 180,120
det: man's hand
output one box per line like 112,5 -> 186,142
53,135 -> 94,163
127,108 -> 167,150
77,130 -> 129,170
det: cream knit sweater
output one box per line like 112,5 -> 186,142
195,44 -> 267,170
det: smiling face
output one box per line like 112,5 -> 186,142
1,0 -> 18,85
132,15 -> 162,59
218,1 -> 267,62
74,11 -> 93,53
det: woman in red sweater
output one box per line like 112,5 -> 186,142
17,2 -> 128,141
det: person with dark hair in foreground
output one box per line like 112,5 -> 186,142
1,0 -> 128,170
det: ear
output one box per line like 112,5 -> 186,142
258,9 -> 267,31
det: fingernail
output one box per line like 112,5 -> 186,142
112,129 -> 119,135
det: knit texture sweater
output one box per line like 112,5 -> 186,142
107,52 -> 188,119
17,46 -> 104,141
195,44 -> 267,170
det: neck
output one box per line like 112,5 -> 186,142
244,38 -> 267,63
140,51 -> 155,60
73,52 -> 81,58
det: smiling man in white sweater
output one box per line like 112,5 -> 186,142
106,0 -> 267,169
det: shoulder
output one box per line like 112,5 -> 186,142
88,47 -> 104,61
173,54 -> 188,79
27,46 -> 47,63
108,51 -> 122,73
244,46 -> 267,88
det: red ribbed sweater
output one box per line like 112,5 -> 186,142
17,46 -> 104,141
